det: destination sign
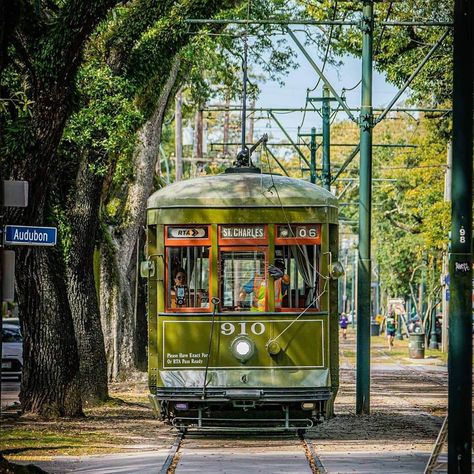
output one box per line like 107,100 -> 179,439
277,225 -> 320,240
220,225 -> 265,239
168,227 -> 208,239
4,225 -> 57,246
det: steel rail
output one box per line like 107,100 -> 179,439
300,433 -> 327,474
159,430 -> 185,474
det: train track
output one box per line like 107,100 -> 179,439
159,429 -> 326,474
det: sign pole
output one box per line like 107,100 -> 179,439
448,0 -> 473,470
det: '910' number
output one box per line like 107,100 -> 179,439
221,322 -> 266,336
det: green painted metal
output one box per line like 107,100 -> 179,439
428,308 -> 438,349
186,18 -> 358,26
159,316 -> 327,373
322,86 -> 331,190
212,142 -> 416,148
331,144 -> 360,184
149,207 -> 339,226
310,127 -> 317,184
205,107 -> 451,113
448,0 -> 473,469
185,18 -> 451,27
375,29 -> 450,125
145,172 -> 341,420
263,147 -> 290,176
356,0 -> 373,416
268,112 -> 311,168
147,173 -> 337,210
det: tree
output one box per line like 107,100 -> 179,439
0,0 -> 241,416
1,0 -> 126,418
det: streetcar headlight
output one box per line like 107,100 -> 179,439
231,336 -> 255,362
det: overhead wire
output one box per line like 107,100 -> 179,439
297,1 -> 338,133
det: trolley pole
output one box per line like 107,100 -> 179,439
356,0 -> 373,416
448,0 -> 472,470
310,127 -> 317,184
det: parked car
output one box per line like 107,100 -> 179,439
2,319 -> 23,380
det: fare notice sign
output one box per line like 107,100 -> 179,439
4,225 -> 57,246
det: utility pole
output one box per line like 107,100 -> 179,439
175,89 -> 183,181
356,0 -> 373,416
352,245 -> 357,329
194,107 -> 203,177
342,249 -> 348,313
310,127 -> 317,184
321,86 -> 331,190
441,143 -> 452,353
448,0 -> 472,470
223,94 -> 230,158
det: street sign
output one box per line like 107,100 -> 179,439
4,225 -> 57,246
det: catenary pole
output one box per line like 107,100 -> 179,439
322,86 -> 331,190
310,127 -> 317,184
356,0 -> 373,416
448,0 -> 473,470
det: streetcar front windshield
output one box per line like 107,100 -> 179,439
220,250 -> 266,312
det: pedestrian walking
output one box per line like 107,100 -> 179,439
386,312 -> 397,350
339,312 -> 349,340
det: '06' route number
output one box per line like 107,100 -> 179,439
220,322 -> 266,336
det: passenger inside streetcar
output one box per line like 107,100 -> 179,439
236,259 -> 290,312
269,259 -> 290,309
171,268 -> 188,308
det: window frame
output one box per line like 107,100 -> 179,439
274,242 -> 322,313
164,225 -> 212,313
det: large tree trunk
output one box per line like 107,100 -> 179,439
100,56 -> 181,379
10,85 -> 84,418
16,248 -> 83,417
66,156 -> 109,404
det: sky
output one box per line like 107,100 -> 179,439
205,31 -> 412,158
251,42 -> 405,141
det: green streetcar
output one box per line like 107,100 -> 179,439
143,170 -> 341,430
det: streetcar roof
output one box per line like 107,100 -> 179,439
148,173 -> 338,209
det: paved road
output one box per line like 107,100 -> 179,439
19,451 -> 170,474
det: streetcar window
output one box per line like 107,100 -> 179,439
275,245 -> 321,310
166,246 -> 210,311
219,250 -> 267,312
